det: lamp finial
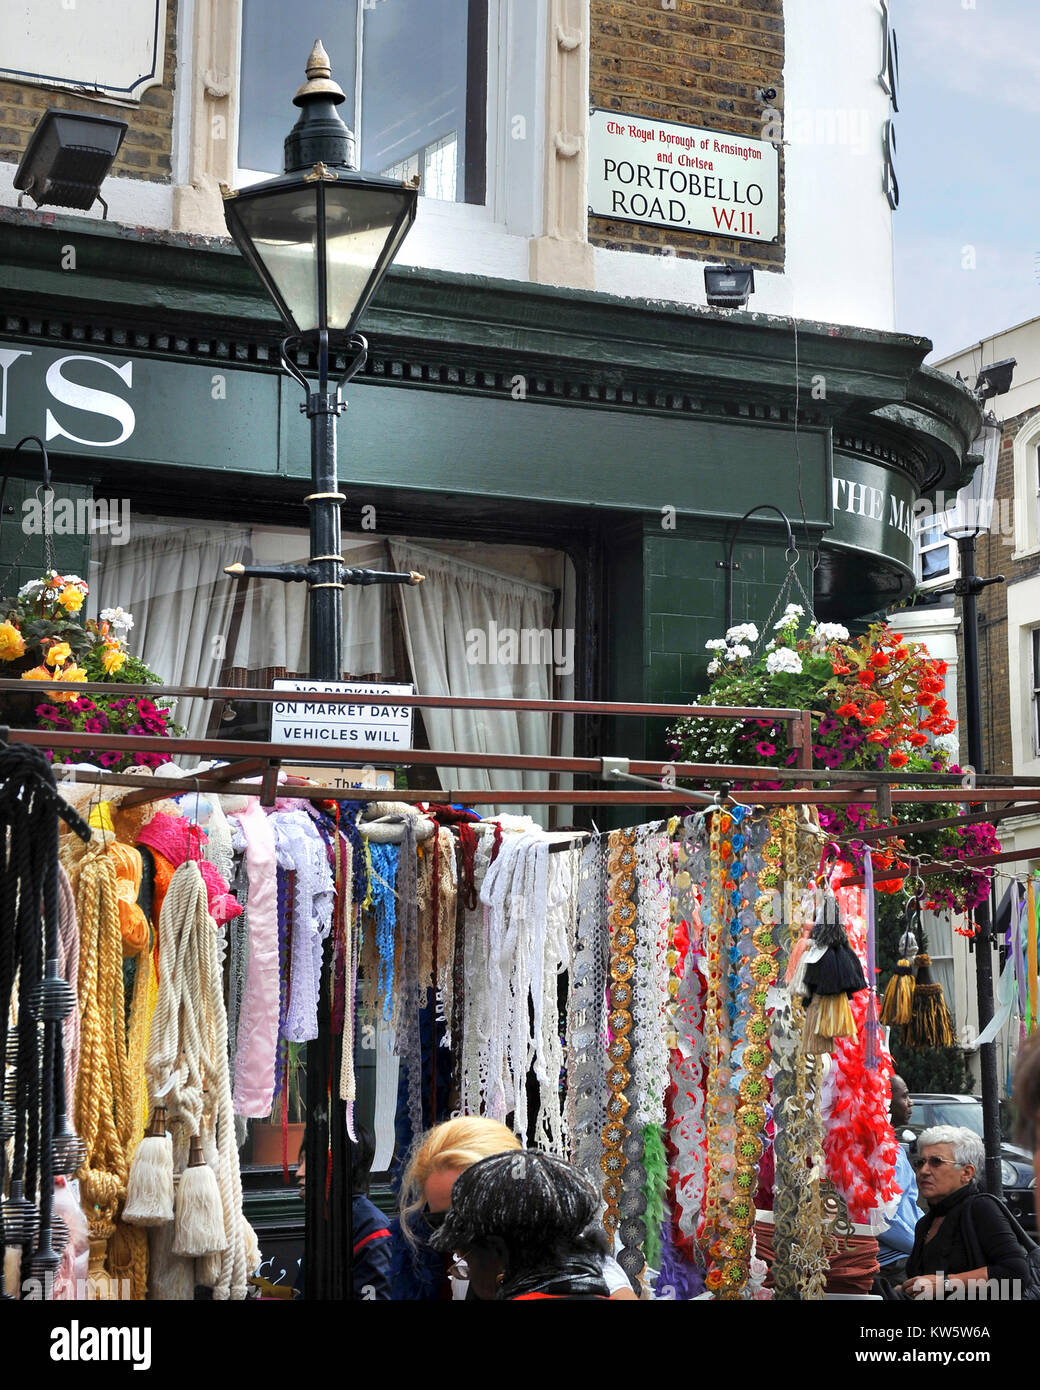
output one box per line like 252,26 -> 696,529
293,39 -> 345,106
306,40 -> 331,81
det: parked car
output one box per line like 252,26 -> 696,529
903,1093 -> 1035,1233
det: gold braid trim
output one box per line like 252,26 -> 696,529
601,829 -> 637,1237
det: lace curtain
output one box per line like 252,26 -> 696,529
389,539 -> 556,813
95,525 -> 562,810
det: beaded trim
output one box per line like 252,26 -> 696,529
601,828 -> 637,1238
566,836 -> 609,1186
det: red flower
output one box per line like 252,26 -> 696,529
856,671 -> 875,687
867,730 -> 889,744
836,702 -> 860,718
917,693 -> 935,707
831,661 -> 851,675
888,751 -> 908,767
867,700 -> 886,717
907,732 -> 928,747
869,651 -> 890,669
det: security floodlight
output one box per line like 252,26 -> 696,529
974,357 -> 1016,402
14,110 -> 127,219
704,264 -> 755,309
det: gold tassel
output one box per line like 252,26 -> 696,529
802,993 -> 857,1055
879,958 -> 915,1026
904,954 -> 954,1048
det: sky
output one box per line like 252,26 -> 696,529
893,0 -> 1040,361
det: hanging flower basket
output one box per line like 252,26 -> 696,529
0,570 -> 181,772
667,607 -> 998,913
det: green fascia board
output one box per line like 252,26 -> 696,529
0,208 -> 943,419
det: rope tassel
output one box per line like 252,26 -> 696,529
123,1106 -> 174,1227
879,959 -> 915,1026
903,953 -> 954,1049
172,1136 -> 227,1257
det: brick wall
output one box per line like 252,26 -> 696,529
0,0 -> 177,182
589,0 -> 785,271
957,406 -> 1040,777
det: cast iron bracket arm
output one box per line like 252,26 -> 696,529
223,560 -> 424,588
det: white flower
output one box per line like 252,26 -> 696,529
765,648 -> 803,675
934,733 -> 958,756
811,621 -> 850,648
727,644 -> 752,661
707,658 -> 722,676
773,603 -> 804,631
725,622 -> 759,644
705,638 -> 728,651
765,639 -> 776,651
100,607 -> 134,631
17,579 -> 45,598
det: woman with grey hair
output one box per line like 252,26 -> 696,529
898,1124 -> 1028,1299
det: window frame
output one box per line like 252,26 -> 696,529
233,0 -> 492,211
1032,625 -> 1040,759
1012,415 -> 1040,559
915,502 -> 959,588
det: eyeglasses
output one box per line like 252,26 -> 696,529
913,1155 -> 962,1171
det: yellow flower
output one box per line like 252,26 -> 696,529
51,664 -> 87,703
21,664 -> 50,683
57,587 -> 84,613
45,641 -> 72,668
0,621 -> 25,661
101,647 -> 126,676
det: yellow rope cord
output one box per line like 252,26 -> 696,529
73,848 -> 151,1299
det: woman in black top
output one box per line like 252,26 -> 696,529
900,1125 -> 1027,1300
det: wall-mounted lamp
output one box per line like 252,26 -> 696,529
14,110 -> 128,219
974,357 -> 1016,403
704,264 -> 755,309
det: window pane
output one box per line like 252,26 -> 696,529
361,0 -> 486,204
239,0 -> 358,174
921,544 -> 950,580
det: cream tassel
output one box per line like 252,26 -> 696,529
173,1136 -> 227,1257
123,1106 -> 175,1226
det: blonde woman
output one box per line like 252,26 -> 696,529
396,1117 -> 637,1300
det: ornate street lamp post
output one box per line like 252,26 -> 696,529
222,42 -> 420,1298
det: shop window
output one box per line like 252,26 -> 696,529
237,0 -> 488,206
89,515 -> 574,812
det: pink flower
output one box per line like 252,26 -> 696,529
756,741 -> 776,756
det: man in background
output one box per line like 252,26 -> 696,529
877,1075 -> 920,1285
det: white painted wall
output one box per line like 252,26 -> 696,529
0,0 -> 899,331
0,162 -> 174,229
935,318 -> 1040,432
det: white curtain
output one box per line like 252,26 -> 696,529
389,539 -> 556,808
229,533 -> 390,678
94,522 -> 251,740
